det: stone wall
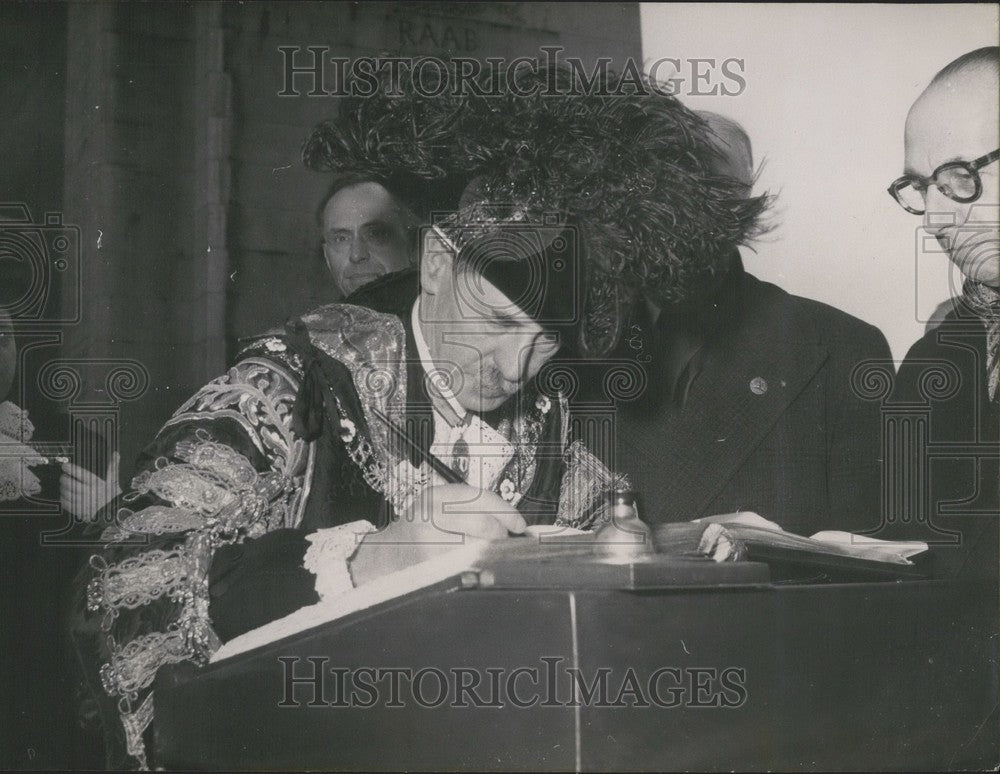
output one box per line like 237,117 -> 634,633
58,0 -> 641,466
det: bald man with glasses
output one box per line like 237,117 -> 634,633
886,46 -> 998,584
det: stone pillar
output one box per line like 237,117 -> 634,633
61,2 -> 233,466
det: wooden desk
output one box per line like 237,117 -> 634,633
153,558 -> 997,771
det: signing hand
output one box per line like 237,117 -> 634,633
349,484 -> 525,585
59,451 -> 121,520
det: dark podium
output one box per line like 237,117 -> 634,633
153,551 -> 997,771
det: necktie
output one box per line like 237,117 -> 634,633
961,280 -> 999,402
450,436 -> 469,481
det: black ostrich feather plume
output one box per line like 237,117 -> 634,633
302,59 -> 772,353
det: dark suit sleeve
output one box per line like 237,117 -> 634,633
823,318 -> 893,534
888,327 -> 999,583
209,529 -> 320,642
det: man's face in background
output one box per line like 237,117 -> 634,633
322,181 -> 415,296
903,66 -> 999,287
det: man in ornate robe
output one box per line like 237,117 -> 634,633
72,210 -> 619,769
71,61 -> 770,768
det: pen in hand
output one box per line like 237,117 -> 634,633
371,408 -> 464,485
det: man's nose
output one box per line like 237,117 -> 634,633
922,187 -> 959,236
348,235 -> 370,264
493,334 -> 533,384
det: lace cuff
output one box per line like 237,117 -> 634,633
303,521 -> 376,600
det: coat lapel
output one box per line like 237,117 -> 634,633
620,274 -> 829,523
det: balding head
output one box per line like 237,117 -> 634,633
930,46 -> 999,87
906,48 -> 998,162
903,47 -> 999,286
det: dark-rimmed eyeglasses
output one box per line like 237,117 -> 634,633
888,148 -> 999,215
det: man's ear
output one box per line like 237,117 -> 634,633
419,229 -> 455,295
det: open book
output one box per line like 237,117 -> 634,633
653,512 -> 928,566
212,525 -> 594,662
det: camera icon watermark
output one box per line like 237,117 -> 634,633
852,357 -> 998,545
0,204 -> 147,545
0,203 -> 81,326
913,203 -> 999,324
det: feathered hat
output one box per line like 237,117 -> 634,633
302,60 -> 769,357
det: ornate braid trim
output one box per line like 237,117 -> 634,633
331,394 -> 389,496
165,358 -> 307,476
226,471 -> 296,539
495,384 -> 549,499
89,435 -> 299,769
121,692 -> 155,770
174,432 -> 259,488
236,335 -> 305,376
88,548 -> 191,618
97,535 -> 219,699
100,627 -> 192,698
555,440 -> 630,530
129,462 -> 239,515
89,472 -> 294,621
303,304 -> 409,498
101,505 -> 203,541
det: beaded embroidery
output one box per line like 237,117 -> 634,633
556,440 -> 629,530
83,303 -> 619,769
87,365 -> 304,768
